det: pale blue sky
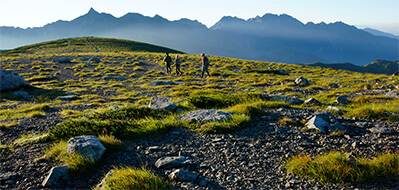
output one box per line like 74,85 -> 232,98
1,0 -> 398,35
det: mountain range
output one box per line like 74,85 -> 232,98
306,60 -> 399,75
1,8 -> 398,66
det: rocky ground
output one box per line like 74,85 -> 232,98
1,55 -> 399,189
1,106 -> 398,189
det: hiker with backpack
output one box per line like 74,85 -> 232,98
163,53 -> 172,75
173,55 -> 183,76
200,53 -> 210,78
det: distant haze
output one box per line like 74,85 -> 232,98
1,0 -> 398,35
1,8 -> 397,66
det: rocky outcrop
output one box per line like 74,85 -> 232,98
66,136 -> 106,162
0,70 -> 29,91
149,96 -> 177,111
177,110 -> 233,123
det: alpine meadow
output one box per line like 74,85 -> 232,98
0,6 -> 399,190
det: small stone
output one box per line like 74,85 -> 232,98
326,106 -> 341,113
271,96 -> 304,104
335,96 -> 349,104
41,165 -> 69,187
154,156 -> 193,169
168,169 -> 198,182
304,98 -> 321,106
149,96 -> 177,111
147,146 -> 161,152
295,76 -> 310,86
368,126 -> 391,134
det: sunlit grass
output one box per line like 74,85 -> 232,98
97,166 -> 170,190
285,151 -> 399,183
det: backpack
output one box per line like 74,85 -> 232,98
204,56 -> 210,66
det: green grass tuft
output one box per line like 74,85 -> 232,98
99,134 -> 123,152
98,166 -> 170,190
285,151 -> 399,184
49,106 -> 179,140
197,114 -> 251,134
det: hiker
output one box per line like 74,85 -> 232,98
163,53 -> 172,75
200,53 -> 210,78
173,55 -> 183,75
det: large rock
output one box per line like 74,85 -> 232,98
295,76 -> 309,86
149,96 -> 177,111
154,156 -> 193,169
305,115 -> 330,134
66,136 -> 106,162
271,96 -> 304,105
0,70 -> 29,91
168,169 -> 199,182
177,110 -> 233,123
385,90 -> 399,99
335,96 -> 349,104
42,165 -> 69,187
305,112 -> 345,134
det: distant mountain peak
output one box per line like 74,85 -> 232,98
87,7 -> 99,15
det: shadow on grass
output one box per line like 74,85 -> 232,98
0,86 -> 66,101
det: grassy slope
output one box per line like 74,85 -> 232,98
0,37 -> 398,187
0,37 -> 184,55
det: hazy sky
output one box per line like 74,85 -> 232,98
1,0 -> 398,35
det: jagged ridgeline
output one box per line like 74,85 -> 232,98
0,37 -> 184,55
